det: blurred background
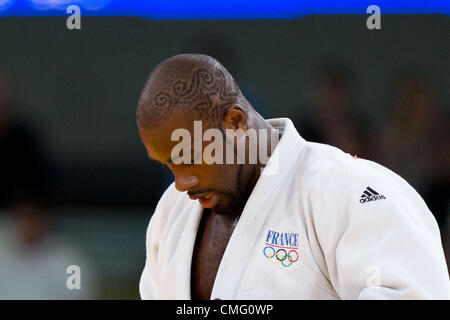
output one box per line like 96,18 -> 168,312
0,14 -> 448,299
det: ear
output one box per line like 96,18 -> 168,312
222,105 -> 247,131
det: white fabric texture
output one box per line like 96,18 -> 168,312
139,118 -> 450,300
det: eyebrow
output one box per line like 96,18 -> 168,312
149,151 -> 186,165
149,147 -> 201,165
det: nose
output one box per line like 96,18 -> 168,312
174,173 -> 199,192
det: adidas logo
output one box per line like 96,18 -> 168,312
359,186 -> 386,204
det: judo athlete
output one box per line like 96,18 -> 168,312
136,54 -> 450,300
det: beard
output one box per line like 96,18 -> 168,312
212,165 -> 247,216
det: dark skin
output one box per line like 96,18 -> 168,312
138,104 -> 278,300
191,208 -> 241,300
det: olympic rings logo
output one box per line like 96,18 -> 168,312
263,246 -> 299,268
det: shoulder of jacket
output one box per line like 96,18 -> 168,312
297,142 -> 391,199
299,142 -> 358,177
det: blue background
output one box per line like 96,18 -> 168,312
0,0 -> 449,19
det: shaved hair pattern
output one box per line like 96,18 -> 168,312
137,54 -> 245,129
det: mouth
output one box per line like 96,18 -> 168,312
188,191 -> 219,209
188,191 -> 214,200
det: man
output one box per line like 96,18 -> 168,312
136,54 -> 450,299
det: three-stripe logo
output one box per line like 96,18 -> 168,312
360,186 -> 386,203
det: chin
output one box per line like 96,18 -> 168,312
215,198 -> 244,216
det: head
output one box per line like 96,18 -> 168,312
137,54 -> 264,214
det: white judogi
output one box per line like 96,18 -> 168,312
139,118 -> 450,300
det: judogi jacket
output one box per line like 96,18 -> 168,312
140,118 -> 450,300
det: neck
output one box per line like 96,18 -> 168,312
242,112 -> 280,202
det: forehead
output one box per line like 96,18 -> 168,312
138,109 -> 200,161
